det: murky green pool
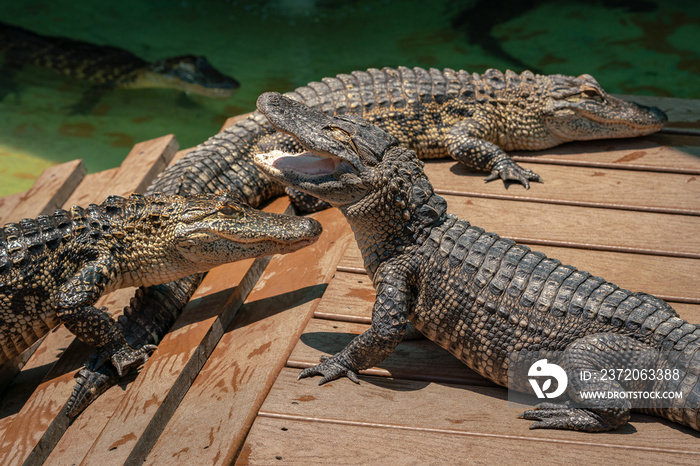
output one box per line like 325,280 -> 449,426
1,0 -> 698,197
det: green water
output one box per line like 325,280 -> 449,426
1,0 -> 699,197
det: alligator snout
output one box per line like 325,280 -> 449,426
647,105 -> 669,125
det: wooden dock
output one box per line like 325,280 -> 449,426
0,96 -> 699,465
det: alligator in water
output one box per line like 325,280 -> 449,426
0,21 -> 239,112
254,92 -> 698,432
68,66 -> 668,416
0,191 -> 320,413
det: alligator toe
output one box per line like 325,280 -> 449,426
110,344 -> 157,377
298,355 -> 360,385
485,160 -> 543,188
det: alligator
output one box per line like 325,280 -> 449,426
0,191 -> 320,394
66,66 -> 668,416
155,66 -> 667,196
254,92 -> 699,432
0,21 -> 239,112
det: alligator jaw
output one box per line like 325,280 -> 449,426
256,92 -> 356,161
256,149 -> 348,181
256,92 -> 399,205
255,147 -> 363,207
173,200 -> 323,271
258,150 -> 343,175
542,80 -> 668,143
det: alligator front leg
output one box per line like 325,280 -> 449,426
299,278 -> 410,384
57,258 -> 156,376
66,278 -> 198,417
445,119 -> 542,188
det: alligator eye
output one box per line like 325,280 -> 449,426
219,206 -> 237,216
328,125 -> 361,154
581,88 -> 602,99
328,124 -> 353,137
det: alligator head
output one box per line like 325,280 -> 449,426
254,92 -> 400,207
129,190 -> 321,283
539,72 -> 667,144
144,55 -> 239,98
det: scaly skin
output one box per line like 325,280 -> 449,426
254,93 -> 699,433
69,65 -> 669,416
0,191 -> 320,411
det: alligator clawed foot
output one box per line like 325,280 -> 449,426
109,344 -> 158,377
520,401 -> 580,429
519,401 -> 622,432
485,161 -> 543,189
298,355 -> 360,385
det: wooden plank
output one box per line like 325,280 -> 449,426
257,369 -> 700,452
669,302 -> 700,320
238,416 -> 699,465
339,239 -> 700,303
0,324 -> 80,420
107,134 -> 178,195
66,198 -> 290,465
143,208 -> 355,465
313,271 -> 374,322
0,191 -> 24,224
43,371 -> 136,463
442,194 -> 700,258
62,168 -> 119,208
55,135 -> 177,208
424,161 -> 700,215
0,417 -> 14,447
510,133 -> 700,173
2,159 -> 86,224
45,260 -> 256,464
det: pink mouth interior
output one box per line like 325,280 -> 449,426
272,152 -> 338,175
